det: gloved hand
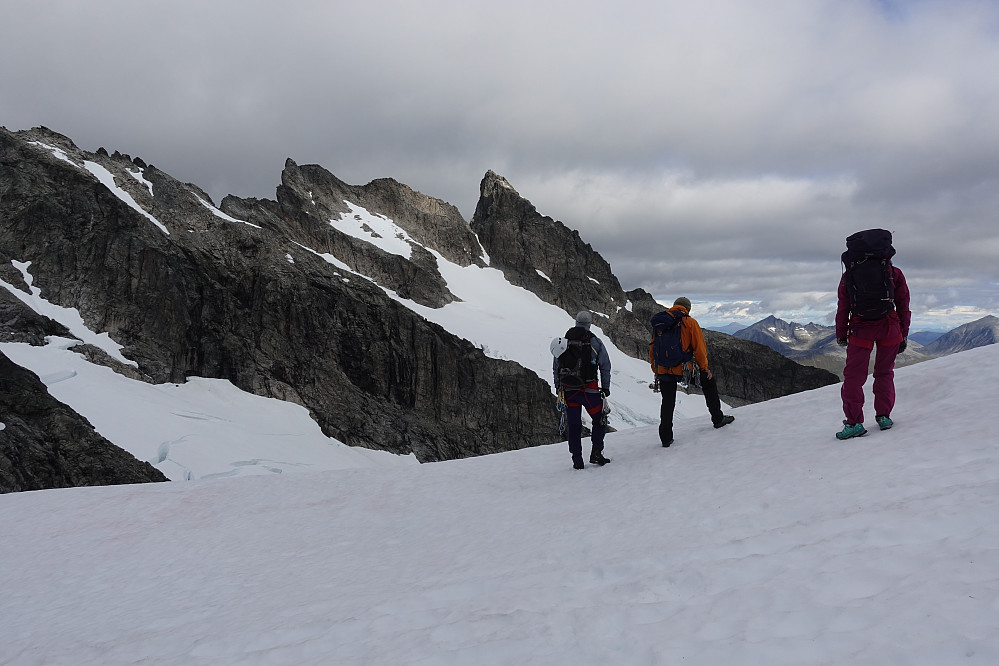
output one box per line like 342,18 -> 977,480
600,387 -> 610,398
836,337 -> 848,347
898,337 -> 907,353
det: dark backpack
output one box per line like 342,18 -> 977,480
651,310 -> 693,369
556,327 -> 597,388
842,229 -> 896,320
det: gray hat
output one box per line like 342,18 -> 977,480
575,310 -> 592,328
673,297 -> 692,312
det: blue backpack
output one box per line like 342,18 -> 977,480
651,310 -> 693,369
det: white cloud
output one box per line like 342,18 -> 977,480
2,0 -> 998,330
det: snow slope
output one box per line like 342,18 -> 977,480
319,201 -> 679,429
1,338 -> 416,480
3,345 -> 998,665
2,265 -> 416,479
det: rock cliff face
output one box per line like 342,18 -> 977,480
0,351 -> 168,493
470,171 -> 838,405
1,127 -> 558,467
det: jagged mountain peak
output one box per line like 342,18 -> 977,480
469,170 -> 658,356
480,169 -> 522,198
734,315 -> 837,360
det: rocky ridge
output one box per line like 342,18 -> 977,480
0,127 -> 557,472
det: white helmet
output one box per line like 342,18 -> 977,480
550,337 -> 568,357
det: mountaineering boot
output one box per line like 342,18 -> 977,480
713,415 -> 735,429
836,421 -> 868,440
876,415 -> 893,430
589,452 -> 611,466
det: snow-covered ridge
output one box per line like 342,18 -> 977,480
28,141 -> 76,166
28,140 -> 169,234
82,160 -> 169,235
195,195 -> 261,228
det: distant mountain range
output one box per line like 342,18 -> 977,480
920,315 -> 999,356
908,330 -> 946,346
716,314 -> 997,378
709,322 -> 747,335
733,316 -> 838,359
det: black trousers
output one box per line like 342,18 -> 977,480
658,372 -> 725,445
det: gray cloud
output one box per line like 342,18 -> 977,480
3,0 -> 998,330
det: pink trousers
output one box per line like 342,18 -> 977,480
841,340 -> 900,425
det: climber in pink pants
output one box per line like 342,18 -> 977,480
840,316 -> 904,425
834,229 -> 911,440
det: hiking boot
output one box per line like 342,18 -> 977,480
836,421 -> 868,440
876,415 -> 893,430
662,439 -> 673,448
573,458 -> 584,470
713,415 -> 735,429
589,452 -> 611,466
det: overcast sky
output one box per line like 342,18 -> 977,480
3,0 -> 998,330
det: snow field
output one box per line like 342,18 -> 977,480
2,345 -> 998,665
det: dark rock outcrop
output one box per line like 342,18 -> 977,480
0,351 -> 168,493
